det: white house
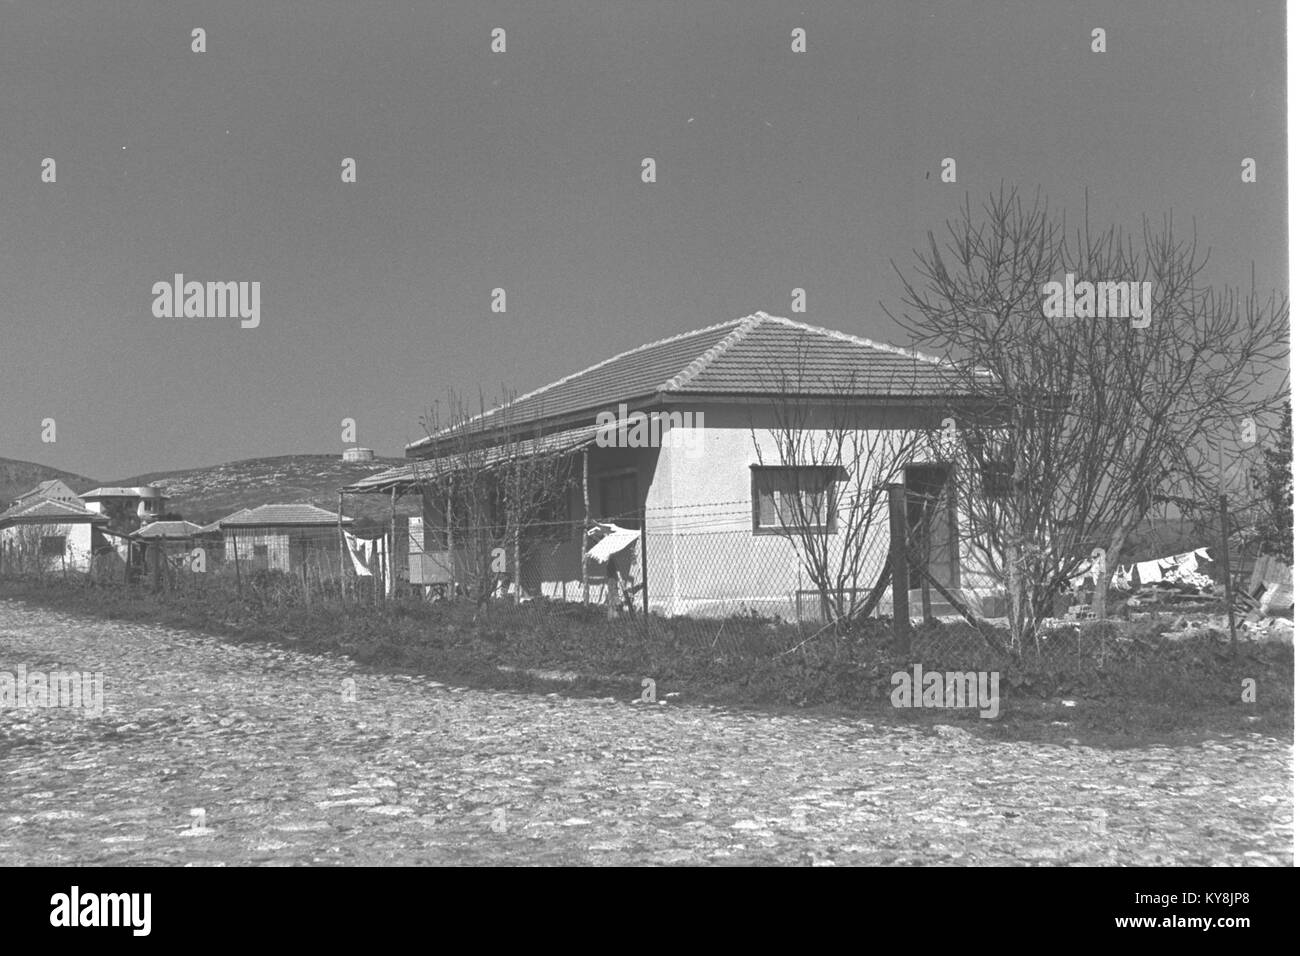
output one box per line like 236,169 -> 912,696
346,312 -> 1000,620
0,497 -> 110,573
79,486 -> 168,526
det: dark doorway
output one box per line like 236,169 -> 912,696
904,464 -> 957,589
597,472 -> 641,528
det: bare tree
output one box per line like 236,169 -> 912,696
749,338 -> 927,630
418,388 -> 577,615
4,522 -> 66,577
890,187 -> 1288,649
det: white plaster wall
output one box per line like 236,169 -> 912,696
0,522 -> 96,572
640,402 -> 929,618
525,401 -> 1003,618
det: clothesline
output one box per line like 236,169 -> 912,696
1069,547 -> 1212,590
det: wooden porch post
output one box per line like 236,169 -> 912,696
920,503 -> 932,621
888,483 -> 911,652
511,463 -> 521,603
445,491 -> 453,597
581,447 -> 590,605
389,487 -> 398,599
337,492 -> 346,603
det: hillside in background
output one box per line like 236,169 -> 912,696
0,458 -> 98,505
108,454 -> 418,525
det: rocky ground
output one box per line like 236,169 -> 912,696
0,601 -> 1290,865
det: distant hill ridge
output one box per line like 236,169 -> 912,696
0,459 -> 97,507
1,454 -> 416,525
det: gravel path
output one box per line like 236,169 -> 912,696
0,601 -> 1290,865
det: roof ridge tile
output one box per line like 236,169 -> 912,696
409,316 -> 749,449
755,313 -> 957,368
661,312 -> 765,391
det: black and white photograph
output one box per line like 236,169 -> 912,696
0,0 -> 1293,922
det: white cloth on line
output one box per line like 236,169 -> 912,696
1135,560 -> 1163,584
585,526 -> 639,563
342,532 -> 373,577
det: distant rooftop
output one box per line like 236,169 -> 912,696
197,509 -> 251,535
0,497 -> 107,524
134,520 -> 204,539
217,504 -> 352,528
80,486 -> 166,500
11,478 -> 82,505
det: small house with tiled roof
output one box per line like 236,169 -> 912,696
0,496 -> 110,573
347,312 -> 993,618
217,504 -> 352,573
135,520 -> 204,540
8,479 -> 83,511
133,520 -> 205,559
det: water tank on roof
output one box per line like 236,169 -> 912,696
343,447 -> 375,463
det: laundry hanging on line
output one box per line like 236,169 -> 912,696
1134,560 -> 1163,584
342,531 -> 371,577
585,524 -> 639,564
342,531 -> 388,577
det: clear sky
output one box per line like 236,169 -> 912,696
0,0 -> 1286,479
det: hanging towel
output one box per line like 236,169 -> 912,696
585,525 -> 639,563
342,532 -> 373,577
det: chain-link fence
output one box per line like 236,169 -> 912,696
12,485 -> 1278,673
0,492 -> 996,643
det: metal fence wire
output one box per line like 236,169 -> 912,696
141,493 -> 990,653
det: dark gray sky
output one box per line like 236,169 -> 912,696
0,0 -> 1286,479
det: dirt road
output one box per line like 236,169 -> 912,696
0,601 -> 1290,865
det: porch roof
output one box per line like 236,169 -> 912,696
218,504 -> 353,528
343,423 -> 600,495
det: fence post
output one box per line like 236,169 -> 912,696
887,483 -> 910,652
389,487 -> 398,600
640,510 -> 649,617
337,492 -> 346,604
919,501 -> 932,621
581,447 -> 590,605
1219,492 -> 1237,652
